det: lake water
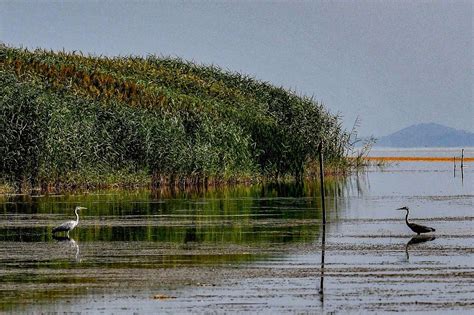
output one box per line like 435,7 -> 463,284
369,147 -> 474,158
0,149 -> 472,313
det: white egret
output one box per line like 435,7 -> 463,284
52,206 -> 86,236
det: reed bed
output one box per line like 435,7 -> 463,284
0,45 -> 351,192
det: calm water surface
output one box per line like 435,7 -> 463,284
0,149 -> 472,313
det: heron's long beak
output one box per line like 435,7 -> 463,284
396,207 -> 407,210
78,207 -> 87,210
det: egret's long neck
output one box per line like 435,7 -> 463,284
75,209 -> 80,223
405,210 -> 409,225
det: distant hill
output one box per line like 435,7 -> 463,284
376,123 -> 474,147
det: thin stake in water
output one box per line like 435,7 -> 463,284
318,142 -> 326,297
318,142 -> 326,225
454,156 -> 456,177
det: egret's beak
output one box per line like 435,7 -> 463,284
78,207 -> 87,210
396,207 -> 407,210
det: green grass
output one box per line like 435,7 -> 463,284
0,45 -> 351,191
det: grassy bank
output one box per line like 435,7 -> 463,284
0,45 -> 351,192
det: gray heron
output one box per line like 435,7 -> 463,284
397,206 -> 435,235
52,206 -> 86,236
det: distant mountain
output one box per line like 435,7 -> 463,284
376,123 -> 474,147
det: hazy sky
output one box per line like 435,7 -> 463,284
1,0 -> 472,136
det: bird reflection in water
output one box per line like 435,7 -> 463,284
53,235 -> 81,262
405,235 -> 436,261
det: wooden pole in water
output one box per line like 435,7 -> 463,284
318,142 -> 326,225
318,141 -> 326,297
319,222 -> 326,297
453,156 -> 456,177
461,149 -> 464,169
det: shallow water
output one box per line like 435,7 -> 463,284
0,150 -> 473,313
369,146 -> 474,158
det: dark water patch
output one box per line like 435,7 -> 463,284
0,223 -> 320,243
